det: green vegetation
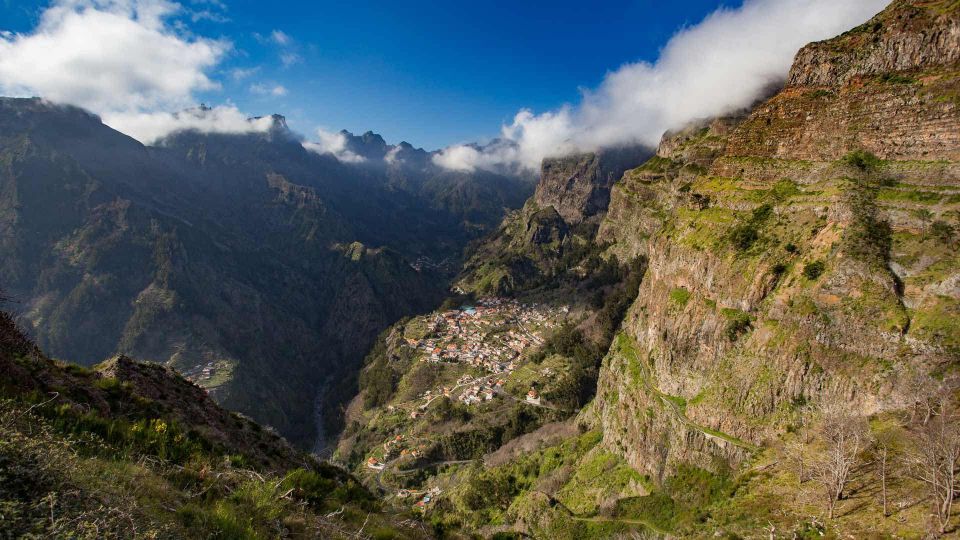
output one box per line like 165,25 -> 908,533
615,464 -> 733,532
930,219 -> 956,243
729,204 -> 774,251
636,155 -> 676,173
880,73 -> 917,85
802,260 -> 825,280
668,287 -> 692,308
842,149 -> 883,171
911,295 -> 960,353
721,308 -> 752,341
844,178 -> 893,267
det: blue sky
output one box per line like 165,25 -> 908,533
0,0 -> 888,168
1,0 -> 734,149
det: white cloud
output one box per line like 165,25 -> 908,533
0,0 -> 228,114
104,105 -> 277,144
279,52 -> 301,67
302,128 -> 366,163
434,0 -> 889,172
384,145 -> 402,165
229,66 -> 259,80
0,0 -> 282,143
270,29 -> 291,46
250,82 -> 287,96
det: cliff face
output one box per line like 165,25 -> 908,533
728,1 -> 960,162
458,147 -> 649,295
534,146 -> 650,225
591,0 -> 960,481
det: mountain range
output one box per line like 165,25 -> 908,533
1,0 -> 959,538
0,100 -> 533,446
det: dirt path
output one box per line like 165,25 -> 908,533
625,346 -> 758,452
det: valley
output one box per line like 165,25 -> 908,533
1,0 -> 959,538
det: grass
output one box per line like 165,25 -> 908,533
615,464 -> 734,533
910,295 -> 960,353
0,397 -> 406,540
668,287 -> 692,308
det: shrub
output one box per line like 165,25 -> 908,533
930,220 -> 955,243
729,225 -> 759,250
842,149 -> 882,171
802,260 -> 825,280
721,309 -> 751,341
729,204 -> 773,251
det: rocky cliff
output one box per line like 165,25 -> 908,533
592,0 -> 959,489
457,147 -> 649,295
534,146 -> 650,226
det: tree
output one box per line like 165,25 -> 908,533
870,419 -> 905,518
901,369 -> 943,426
906,397 -> 960,535
808,403 -> 868,519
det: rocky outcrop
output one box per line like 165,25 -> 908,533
787,1 -> 960,88
728,2 -> 960,162
534,146 -> 651,226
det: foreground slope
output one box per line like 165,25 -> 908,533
0,308 -> 426,538
0,309 -> 430,539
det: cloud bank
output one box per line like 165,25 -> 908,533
302,128 -> 366,163
434,0 -> 888,172
103,105 -> 278,145
0,0 -> 271,143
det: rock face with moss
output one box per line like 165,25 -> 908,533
591,0 -> 960,487
458,147 -> 649,295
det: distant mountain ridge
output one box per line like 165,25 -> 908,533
0,96 -> 533,448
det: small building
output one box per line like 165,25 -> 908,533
366,458 -> 385,470
526,388 -> 541,406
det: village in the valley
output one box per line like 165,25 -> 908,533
362,296 -> 569,511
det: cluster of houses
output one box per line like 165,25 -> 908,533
361,297 -> 565,507
365,434 -> 428,471
455,375 -> 505,405
181,361 -> 218,385
403,297 -> 557,375
398,486 -> 442,511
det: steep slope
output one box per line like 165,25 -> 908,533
0,98 -> 531,447
0,310 -> 427,539
457,146 -> 650,295
337,2 -> 960,537
583,0 -> 960,536
594,0 -> 960,477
